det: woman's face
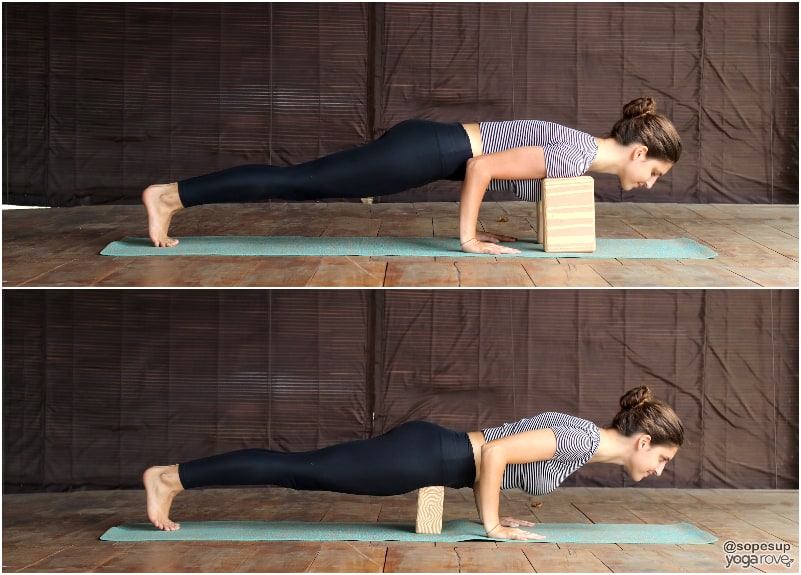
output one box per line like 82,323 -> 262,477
626,435 -> 679,482
619,146 -> 674,191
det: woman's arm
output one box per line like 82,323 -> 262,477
472,478 -> 538,531
459,146 -> 547,255
478,427 -> 557,540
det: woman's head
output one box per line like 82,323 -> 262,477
611,97 -> 682,164
610,97 -> 682,191
612,386 -> 685,446
611,386 -> 684,481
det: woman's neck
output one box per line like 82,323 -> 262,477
589,427 -> 634,466
589,137 -> 629,177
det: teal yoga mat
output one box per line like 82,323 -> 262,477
100,519 -> 717,544
100,236 -> 717,259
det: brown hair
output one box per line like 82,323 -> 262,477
611,386 -> 685,446
609,97 -> 682,164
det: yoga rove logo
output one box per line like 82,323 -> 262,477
723,540 -> 795,569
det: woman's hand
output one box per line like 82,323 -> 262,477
500,516 -> 537,528
487,522 -> 546,541
475,231 -> 518,244
461,237 -> 521,255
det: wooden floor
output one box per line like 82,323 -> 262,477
3,487 -> 797,572
3,201 -> 797,287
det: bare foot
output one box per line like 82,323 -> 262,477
142,184 -> 184,247
143,465 -> 184,531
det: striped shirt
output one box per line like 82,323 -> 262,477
482,412 -> 600,495
479,121 -> 598,202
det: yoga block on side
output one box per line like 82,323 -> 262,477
540,176 -> 596,253
415,486 -> 444,534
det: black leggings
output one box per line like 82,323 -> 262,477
178,421 -> 476,496
177,120 -> 473,207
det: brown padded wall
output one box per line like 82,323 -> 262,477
3,3 -> 797,206
3,290 -> 798,491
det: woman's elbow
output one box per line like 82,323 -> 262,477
481,442 -> 501,462
465,156 -> 492,183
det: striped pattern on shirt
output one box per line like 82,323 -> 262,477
479,120 -> 598,202
482,412 -> 600,495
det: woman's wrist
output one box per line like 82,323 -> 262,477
461,237 -> 477,247
486,523 -> 501,536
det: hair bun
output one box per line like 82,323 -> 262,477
622,97 -> 657,119
620,386 -> 653,410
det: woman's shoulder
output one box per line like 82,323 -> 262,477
480,119 -> 561,131
488,411 -> 595,430
534,412 -> 597,429
479,120 -> 593,145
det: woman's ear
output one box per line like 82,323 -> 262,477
637,434 -> 652,450
631,144 -> 649,160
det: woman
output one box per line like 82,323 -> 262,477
143,97 -> 682,254
144,386 -> 684,541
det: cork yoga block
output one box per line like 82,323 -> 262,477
415,486 -> 444,534
538,176 -> 596,253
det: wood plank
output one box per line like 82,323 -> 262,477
595,202 -> 653,219
522,260 -> 612,287
625,215 -> 705,240
307,541 -> 387,573
236,541 -> 322,572
236,257 -> 322,286
432,219 -> 460,238
384,546 -> 460,572
19,257 -> 132,287
306,257 -> 387,287
95,541 -> 258,573
378,216 -> 432,237
481,216 -> 536,241
261,502 -> 328,522
693,488 -> 798,506
323,502 -> 382,523
4,541 -> 80,572
725,262 -> 798,288
478,202 -> 524,221
453,545 -> 535,572
665,261 -> 758,287
592,261 -> 689,287
384,261 -> 458,286
572,502 -> 646,524
323,217 -> 382,237
734,223 -> 799,260
523,546 -> 613,572
622,501 -> 699,525
591,544 -> 690,572
95,257 -> 262,287
370,203 -> 419,217
675,543 -> 738,572
638,203 -> 713,221
667,503 -> 791,545
414,201 -> 460,218
3,255 -> 78,286
443,506 -> 481,524
529,501 -> 594,524
771,220 -> 799,237
730,510 -> 799,545
453,261 -> 535,287
595,216 -> 643,239
377,502 -> 417,523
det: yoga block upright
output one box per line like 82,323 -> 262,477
538,176 -> 596,252
415,486 -> 444,534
